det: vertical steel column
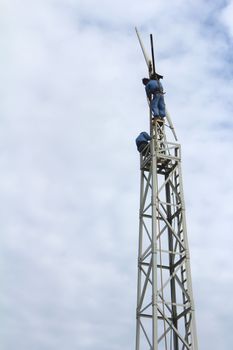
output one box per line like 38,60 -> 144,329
165,178 -> 179,350
151,133 -> 158,350
135,160 -> 144,350
177,161 -> 199,350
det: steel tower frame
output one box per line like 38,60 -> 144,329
135,30 -> 198,350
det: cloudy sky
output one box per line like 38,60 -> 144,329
1,0 -> 233,349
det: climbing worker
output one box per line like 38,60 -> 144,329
142,73 -> 166,120
135,131 -> 151,155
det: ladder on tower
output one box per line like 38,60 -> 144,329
135,29 -> 198,350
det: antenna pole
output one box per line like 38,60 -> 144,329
150,34 -> 156,77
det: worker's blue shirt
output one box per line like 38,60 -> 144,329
135,132 -> 151,149
145,79 -> 163,97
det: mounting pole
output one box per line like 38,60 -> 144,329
150,34 -> 156,77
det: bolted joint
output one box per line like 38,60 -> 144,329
152,292 -> 158,306
138,257 -> 142,267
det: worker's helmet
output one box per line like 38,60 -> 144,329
142,78 -> 149,85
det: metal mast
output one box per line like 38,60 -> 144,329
135,29 -> 198,350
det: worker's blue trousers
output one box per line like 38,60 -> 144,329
151,93 -> 166,118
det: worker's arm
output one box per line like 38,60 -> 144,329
145,84 -> 151,99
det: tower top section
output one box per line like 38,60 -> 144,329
135,28 -> 178,142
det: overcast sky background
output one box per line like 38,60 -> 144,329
1,0 -> 233,349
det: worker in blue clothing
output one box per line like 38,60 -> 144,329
135,132 -> 151,155
142,73 -> 166,119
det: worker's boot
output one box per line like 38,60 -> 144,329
152,116 -> 164,126
157,118 -> 164,126
152,116 -> 159,125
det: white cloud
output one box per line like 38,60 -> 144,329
1,0 -> 233,349
220,0 -> 233,37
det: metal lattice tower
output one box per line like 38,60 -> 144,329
135,30 -> 198,350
